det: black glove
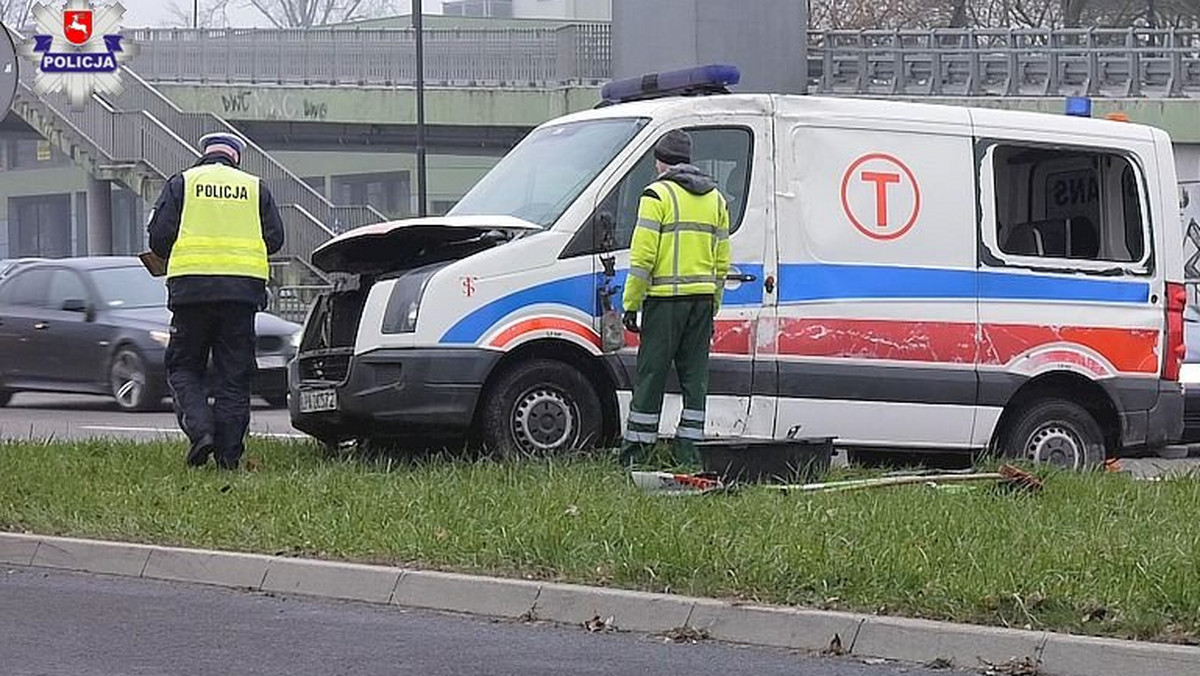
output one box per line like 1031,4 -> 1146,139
623,310 -> 640,334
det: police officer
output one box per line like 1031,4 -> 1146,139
148,132 -> 284,470
620,130 -> 731,467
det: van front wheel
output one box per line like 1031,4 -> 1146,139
996,398 -> 1106,470
478,359 -> 603,459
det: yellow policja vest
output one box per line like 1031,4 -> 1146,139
168,163 -> 269,280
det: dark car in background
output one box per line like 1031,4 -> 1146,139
0,257 -> 301,410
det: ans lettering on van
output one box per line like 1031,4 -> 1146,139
288,66 -> 1185,470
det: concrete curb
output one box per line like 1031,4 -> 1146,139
3,531 -> 1198,676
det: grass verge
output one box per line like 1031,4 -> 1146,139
1,438 -> 1199,644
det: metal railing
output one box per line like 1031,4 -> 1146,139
127,24 -> 612,87
126,25 -> 1200,98
808,28 -> 1200,97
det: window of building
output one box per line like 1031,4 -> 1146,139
445,0 -> 512,16
302,176 -> 326,197
2,138 -> 72,170
987,144 -> 1147,264
9,194 -> 73,257
331,172 -> 409,219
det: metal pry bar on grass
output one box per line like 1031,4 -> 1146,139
767,464 -> 1044,495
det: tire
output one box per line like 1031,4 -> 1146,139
109,347 -> 161,412
0,389 -> 11,408
263,392 -> 289,408
995,397 -> 1106,470
478,359 -> 603,459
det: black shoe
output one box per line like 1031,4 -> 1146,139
186,434 -> 215,467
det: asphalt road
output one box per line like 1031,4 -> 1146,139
0,566 -> 966,676
0,392 -> 301,442
0,393 -> 1197,478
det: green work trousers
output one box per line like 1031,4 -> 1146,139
620,296 -> 714,467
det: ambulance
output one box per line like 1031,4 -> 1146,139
288,65 -> 1186,470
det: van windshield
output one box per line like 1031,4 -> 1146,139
449,117 -> 649,228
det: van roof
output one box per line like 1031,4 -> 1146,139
545,93 -> 1164,140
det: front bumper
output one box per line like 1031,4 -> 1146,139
288,347 -> 500,442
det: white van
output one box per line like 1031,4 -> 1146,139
289,66 -> 1186,469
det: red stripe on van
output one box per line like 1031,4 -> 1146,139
622,319 -> 754,355
489,317 -> 602,350
775,318 -> 1159,374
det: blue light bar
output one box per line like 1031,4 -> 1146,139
600,64 -> 741,105
1065,96 -> 1092,117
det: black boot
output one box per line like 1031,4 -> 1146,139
186,433 -> 215,468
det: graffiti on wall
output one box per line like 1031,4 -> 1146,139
218,89 -> 328,121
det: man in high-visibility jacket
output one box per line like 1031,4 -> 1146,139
620,130 -> 731,467
148,132 -> 284,470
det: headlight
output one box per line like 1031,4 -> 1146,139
150,330 -> 171,347
1179,363 -> 1200,385
382,265 -> 441,334
290,330 -> 302,348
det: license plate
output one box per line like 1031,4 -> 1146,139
256,355 -> 288,369
299,389 -> 337,413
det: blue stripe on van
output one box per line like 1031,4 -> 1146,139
440,264 -> 765,345
777,263 -> 1150,304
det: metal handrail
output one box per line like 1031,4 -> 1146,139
807,27 -> 1200,97
123,25 -> 1200,98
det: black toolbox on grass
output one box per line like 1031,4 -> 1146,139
695,429 -> 834,485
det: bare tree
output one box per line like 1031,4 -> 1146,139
808,0 -> 1170,29
0,0 -> 34,29
238,0 -> 394,28
167,0 -> 234,28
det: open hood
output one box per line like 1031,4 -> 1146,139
311,215 -> 541,275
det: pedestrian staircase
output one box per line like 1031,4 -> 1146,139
6,26 -> 386,318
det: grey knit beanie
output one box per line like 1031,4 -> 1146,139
654,130 -> 692,165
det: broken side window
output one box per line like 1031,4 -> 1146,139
989,144 -> 1148,265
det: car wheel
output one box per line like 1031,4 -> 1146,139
0,389 -> 11,408
263,392 -> 289,408
995,398 -> 1106,471
109,347 -> 160,412
478,359 -> 603,460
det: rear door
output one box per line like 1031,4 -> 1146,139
0,267 -> 54,386
584,116 -> 771,439
41,267 -> 110,386
971,113 -> 1162,447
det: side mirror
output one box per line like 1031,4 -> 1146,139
62,298 -> 94,320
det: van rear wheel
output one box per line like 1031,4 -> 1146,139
996,398 -> 1106,470
478,359 -> 603,459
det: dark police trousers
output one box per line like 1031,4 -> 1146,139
165,302 -> 256,466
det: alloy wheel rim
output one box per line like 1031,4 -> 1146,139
111,353 -> 145,408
